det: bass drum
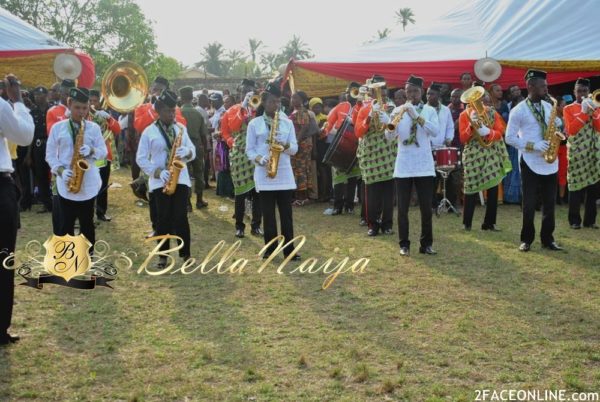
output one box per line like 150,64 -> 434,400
322,117 -> 358,173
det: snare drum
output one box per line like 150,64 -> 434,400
433,147 -> 460,170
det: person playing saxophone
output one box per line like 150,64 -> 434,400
136,90 -> 196,267
45,87 -> 107,246
506,70 -> 564,252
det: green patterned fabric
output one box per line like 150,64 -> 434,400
333,165 -> 361,185
356,127 -> 396,185
462,138 -> 512,195
230,123 -> 256,195
567,122 -> 600,192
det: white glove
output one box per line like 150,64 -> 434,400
275,134 -> 286,143
159,169 -> 171,184
175,146 -> 189,159
95,110 -> 110,119
477,125 -> 491,137
407,104 -> 418,119
64,109 -> 71,118
61,169 -> 73,179
534,140 -> 550,152
371,102 -> 381,113
581,98 -> 595,113
79,144 -> 91,157
241,92 -> 254,108
257,155 -> 269,166
379,112 -> 391,125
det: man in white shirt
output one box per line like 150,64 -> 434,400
505,69 -> 563,252
46,87 -> 107,248
136,90 -> 196,267
246,82 -> 300,261
0,74 -> 34,346
427,82 -> 456,209
386,75 -> 439,256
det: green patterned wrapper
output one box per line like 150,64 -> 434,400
356,127 -> 396,185
567,122 -> 600,192
230,124 -> 256,196
462,139 -> 512,195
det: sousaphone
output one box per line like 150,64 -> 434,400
101,61 -> 148,113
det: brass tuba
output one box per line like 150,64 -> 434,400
461,86 -> 494,148
67,120 -> 89,193
542,96 -> 566,163
101,61 -> 148,114
267,111 -> 284,178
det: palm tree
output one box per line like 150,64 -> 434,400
248,38 -> 263,63
377,28 -> 391,39
395,7 -> 416,31
281,35 -> 313,61
197,42 -> 225,76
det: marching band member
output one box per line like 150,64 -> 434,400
136,90 -> 196,267
458,88 -> 511,231
563,78 -> 600,229
89,89 -> 121,222
0,74 -> 34,345
323,82 -> 363,216
46,79 -> 75,134
29,86 -> 53,213
245,82 -> 300,260
506,70 -> 564,252
354,75 -> 396,237
386,75 -> 439,256
45,87 -> 107,247
221,79 -> 263,238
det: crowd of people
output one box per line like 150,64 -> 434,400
1,67 -> 599,344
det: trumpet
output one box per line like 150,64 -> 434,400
386,102 -> 410,131
248,94 -> 261,109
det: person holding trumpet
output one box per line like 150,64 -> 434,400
562,77 -> 600,229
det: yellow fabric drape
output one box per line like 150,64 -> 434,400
499,60 -> 600,72
0,53 -> 58,88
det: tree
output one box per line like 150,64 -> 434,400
377,28 -> 391,39
146,54 -> 183,82
395,7 -> 416,31
248,38 -> 263,63
197,42 -> 226,76
280,35 -> 313,61
260,52 -> 287,75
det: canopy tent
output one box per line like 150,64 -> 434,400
0,7 -> 95,88
286,0 -> 600,97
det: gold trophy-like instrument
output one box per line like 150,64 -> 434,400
542,96 -> 566,163
101,61 -> 148,114
369,81 -> 386,131
461,86 -> 494,148
67,120 -> 90,193
267,111 -> 284,179
163,124 -> 186,195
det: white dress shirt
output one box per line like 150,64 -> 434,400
46,119 -> 107,201
430,104 -> 454,149
136,121 -> 196,192
505,99 -> 561,175
0,98 -> 34,172
386,104 -> 439,178
246,113 -> 298,191
210,106 -> 226,130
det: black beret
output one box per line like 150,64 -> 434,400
157,89 -> 178,108
347,81 -> 361,91
208,92 -> 223,102
264,81 -> 281,97
241,79 -> 256,88
69,87 -> 89,103
61,79 -> 76,89
371,74 -> 385,83
472,81 -> 484,88
153,76 -> 170,88
406,75 -> 424,88
575,77 -> 591,87
524,69 -> 547,82
89,89 -> 101,98
179,86 -> 194,97
429,82 -> 442,92
33,86 -> 48,94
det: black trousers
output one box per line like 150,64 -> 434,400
0,176 -> 19,337
153,184 -> 191,257
52,193 -> 62,234
520,158 -> 556,245
316,140 -> 332,201
365,179 -> 394,232
96,162 -> 111,217
259,190 -> 295,256
57,195 -> 96,247
16,146 -> 32,210
149,190 -> 158,231
358,179 -> 366,221
568,181 -> 599,226
235,189 -> 262,231
396,176 -> 434,248
463,185 -> 498,229
333,176 -> 359,211
32,138 -> 52,210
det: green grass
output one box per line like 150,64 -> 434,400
1,168 -> 599,401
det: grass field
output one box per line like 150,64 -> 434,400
1,168 -> 599,401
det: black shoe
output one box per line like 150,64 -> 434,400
570,224 -> 582,230
196,200 -> 208,209
331,209 -> 343,216
359,219 -> 367,227
584,223 -> 599,229
235,229 -> 245,238
344,208 -> 354,214
399,247 -> 410,257
419,246 -> 437,255
187,203 -> 193,213
367,228 -> 378,237
542,242 -> 563,251
286,254 -> 301,261
383,228 -> 394,235
481,224 -> 500,231
0,334 -> 20,345
463,225 -> 472,231
157,256 -> 167,268
519,242 -> 531,252
181,255 -> 191,262
250,228 -> 263,236
262,252 -> 272,260
97,214 -> 112,222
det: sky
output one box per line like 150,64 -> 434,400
136,0 -> 463,68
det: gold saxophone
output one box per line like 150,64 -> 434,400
267,111 -> 284,178
163,124 -> 186,195
543,96 -> 566,163
67,120 -> 90,193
